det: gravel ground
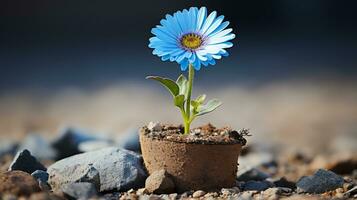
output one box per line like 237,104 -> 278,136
0,80 -> 356,199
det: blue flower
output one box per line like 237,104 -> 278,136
149,7 -> 235,71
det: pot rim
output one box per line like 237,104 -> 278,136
140,126 -> 247,146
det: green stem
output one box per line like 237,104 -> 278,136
184,63 -> 194,134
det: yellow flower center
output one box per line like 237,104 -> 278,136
181,33 -> 202,50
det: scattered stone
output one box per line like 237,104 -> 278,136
48,147 -> 146,192
243,180 -> 274,191
145,169 -> 175,194
137,188 -> 149,195
168,193 -> 178,199
126,194 -> 152,200
102,192 -> 121,200
18,134 -> 57,160
31,170 -> 51,191
296,169 -> 344,194
31,170 -> 49,183
344,186 -> 357,197
263,187 -> 292,198
61,182 -> 97,199
271,177 -> 296,189
238,152 -> 275,176
237,168 -> 270,182
52,127 -> 100,159
147,122 -> 162,132
238,191 -> 256,199
116,128 -> 141,152
280,194 -> 322,200
28,192 -> 65,200
262,188 -> 280,200
8,149 -> 46,174
0,171 -> 41,196
204,192 -> 219,198
78,140 -> 113,152
192,190 -> 206,198
221,187 -> 240,195
343,182 -> 354,191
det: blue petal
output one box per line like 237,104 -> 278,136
207,21 -> 230,37
151,28 -> 177,43
174,11 -> 187,34
180,59 -> 189,71
190,7 -> 198,31
204,15 -> 224,36
188,52 -> 196,63
164,14 -> 182,35
207,33 -> 235,45
199,10 -> 217,34
208,29 -> 233,40
193,57 -> 201,70
196,7 -> 207,31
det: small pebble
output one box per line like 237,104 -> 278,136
221,187 -> 240,195
137,188 -> 148,195
192,190 -> 206,198
147,122 -> 162,132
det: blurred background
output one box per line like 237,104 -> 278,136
0,0 -> 356,154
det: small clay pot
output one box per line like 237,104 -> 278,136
140,129 -> 242,192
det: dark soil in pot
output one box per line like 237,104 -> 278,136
140,123 -> 248,192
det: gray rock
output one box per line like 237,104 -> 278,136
52,127 -> 100,159
116,128 -> 141,152
145,169 -> 175,194
237,168 -> 270,182
48,147 -> 147,192
19,134 -> 57,160
49,163 -> 100,191
8,149 -> 46,174
242,180 -> 274,191
296,169 -> 344,194
31,170 -> 49,183
61,182 -> 97,199
238,152 -> 275,177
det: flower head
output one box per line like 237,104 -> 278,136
149,7 -> 235,71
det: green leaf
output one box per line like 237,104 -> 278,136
146,76 -> 179,97
196,94 -> 206,104
176,74 -> 188,96
174,95 -> 185,108
196,99 -> 222,116
190,100 -> 200,115
191,100 -> 200,110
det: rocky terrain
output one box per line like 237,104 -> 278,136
0,124 -> 356,200
0,80 -> 356,199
